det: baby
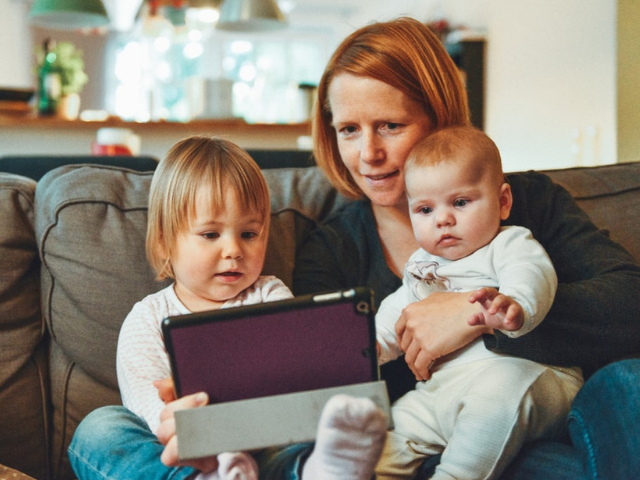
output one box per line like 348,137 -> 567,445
375,126 -> 584,480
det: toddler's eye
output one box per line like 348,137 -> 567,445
454,199 -> 469,207
202,232 -> 219,240
418,206 -> 433,215
241,232 -> 259,239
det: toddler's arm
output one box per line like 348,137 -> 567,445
375,287 -> 407,364
467,287 -> 524,331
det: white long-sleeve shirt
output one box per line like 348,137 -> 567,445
376,226 -> 557,369
116,276 -> 292,433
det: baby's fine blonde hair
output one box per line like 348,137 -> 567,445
146,136 -> 270,280
406,126 -> 505,188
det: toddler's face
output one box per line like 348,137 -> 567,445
406,159 -> 511,261
171,187 -> 268,312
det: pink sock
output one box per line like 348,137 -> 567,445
302,394 -> 387,480
217,452 -> 258,480
193,452 -> 258,480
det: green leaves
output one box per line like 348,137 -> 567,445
35,41 -> 88,96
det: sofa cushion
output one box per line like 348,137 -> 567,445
0,173 -> 49,480
262,167 -> 351,287
35,165 -> 161,479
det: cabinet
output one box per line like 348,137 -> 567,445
447,34 -> 486,130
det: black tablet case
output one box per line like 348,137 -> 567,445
162,287 -> 379,403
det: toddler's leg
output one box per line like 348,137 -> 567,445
432,358 -> 581,480
302,394 -> 387,480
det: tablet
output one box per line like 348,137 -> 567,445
162,287 -> 379,403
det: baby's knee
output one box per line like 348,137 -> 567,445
467,358 -> 547,398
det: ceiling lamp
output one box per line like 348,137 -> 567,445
216,0 -> 286,32
29,0 -> 110,30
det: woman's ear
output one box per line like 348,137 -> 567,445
499,182 -> 513,220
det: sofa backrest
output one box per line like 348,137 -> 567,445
0,173 -> 48,480
541,162 -> 640,262
0,155 -> 159,181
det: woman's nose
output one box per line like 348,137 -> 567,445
360,131 -> 383,164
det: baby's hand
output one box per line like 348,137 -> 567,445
467,287 -> 524,331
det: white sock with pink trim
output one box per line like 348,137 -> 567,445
302,394 -> 387,480
217,452 -> 258,480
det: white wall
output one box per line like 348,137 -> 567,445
0,0 -> 33,88
484,0 -> 616,172
0,0 -> 621,171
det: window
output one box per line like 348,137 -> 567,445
108,8 -> 331,123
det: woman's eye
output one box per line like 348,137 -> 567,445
454,199 -> 469,207
380,122 -> 402,134
339,125 -> 358,137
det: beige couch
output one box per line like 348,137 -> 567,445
1,160 -> 639,480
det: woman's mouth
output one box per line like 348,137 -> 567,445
364,170 -> 400,184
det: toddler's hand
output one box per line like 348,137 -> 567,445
156,391 -> 219,473
154,377 -> 177,404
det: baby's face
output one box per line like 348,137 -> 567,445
171,188 -> 268,312
405,159 -> 511,261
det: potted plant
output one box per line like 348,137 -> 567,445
35,40 -> 88,119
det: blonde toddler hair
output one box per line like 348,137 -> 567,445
146,136 -> 270,280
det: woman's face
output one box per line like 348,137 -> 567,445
328,74 -> 433,209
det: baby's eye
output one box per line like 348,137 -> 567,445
201,232 -> 219,240
454,199 -> 469,207
418,206 -> 433,215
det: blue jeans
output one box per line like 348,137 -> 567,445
567,358 -> 640,480
68,406 -> 312,480
69,359 -> 640,480
68,406 -> 196,480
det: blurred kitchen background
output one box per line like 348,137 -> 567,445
1,0 -> 639,172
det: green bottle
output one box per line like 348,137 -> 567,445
38,39 -> 62,116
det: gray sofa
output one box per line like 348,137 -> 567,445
1,160 -> 639,480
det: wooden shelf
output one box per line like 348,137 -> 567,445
0,114 -> 312,158
0,113 -> 311,135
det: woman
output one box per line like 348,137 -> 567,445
292,16 -> 640,479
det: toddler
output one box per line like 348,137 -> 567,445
116,136 -> 387,480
